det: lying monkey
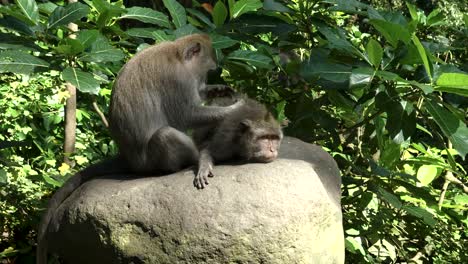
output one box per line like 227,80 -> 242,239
193,96 -> 283,189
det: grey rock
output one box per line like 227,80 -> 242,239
47,137 -> 344,263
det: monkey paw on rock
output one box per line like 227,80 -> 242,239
194,165 -> 214,189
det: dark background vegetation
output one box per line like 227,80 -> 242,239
0,0 -> 467,263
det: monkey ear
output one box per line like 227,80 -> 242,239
184,42 -> 201,60
239,119 -> 252,133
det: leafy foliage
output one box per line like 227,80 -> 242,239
0,0 -> 467,262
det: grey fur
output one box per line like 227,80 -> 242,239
193,97 -> 283,189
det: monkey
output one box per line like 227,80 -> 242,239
192,96 -> 283,189
37,34 -> 245,264
108,33 -> 244,174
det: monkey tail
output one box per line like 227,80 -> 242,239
36,156 -> 131,264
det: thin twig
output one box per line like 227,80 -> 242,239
92,98 -> 109,128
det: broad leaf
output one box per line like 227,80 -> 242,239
212,1 -> 228,27
62,67 -> 100,94
187,8 -> 215,28
366,38 -> 383,68
48,2 -> 90,29
369,19 -> 411,48
231,0 -> 263,19
417,165 -> 440,186
263,0 -> 291,13
412,35 -> 432,83
162,0 -> 187,28
426,99 -> 468,159
350,67 -> 373,89
15,0 -> 39,25
317,25 -> 365,60
224,14 -> 296,36
210,34 -> 238,49
402,205 -> 436,226
152,30 -> 175,42
126,28 -> 159,39
77,29 -> 99,48
436,72 -> 468,89
227,50 -> 273,69
0,15 -> 35,35
79,36 -> 125,63
174,24 -> 200,38
55,38 -> 84,56
119,7 -> 170,28
0,50 -> 49,74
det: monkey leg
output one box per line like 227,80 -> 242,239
147,127 -> 199,173
194,148 -> 214,189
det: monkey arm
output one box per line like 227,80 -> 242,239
189,100 -> 245,127
194,148 -> 214,189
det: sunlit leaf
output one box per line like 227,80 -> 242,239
62,67 -> 100,94
417,165 -> 440,186
162,0 -> 187,28
0,50 -> 49,74
48,2 -> 90,29
231,0 -> 263,19
119,7 -> 171,28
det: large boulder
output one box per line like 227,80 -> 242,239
46,137 -> 344,263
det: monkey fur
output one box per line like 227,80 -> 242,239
193,96 -> 283,189
37,34 -> 244,264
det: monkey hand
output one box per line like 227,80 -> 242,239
194,163 -> 214,189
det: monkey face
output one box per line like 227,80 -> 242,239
239,120 -> 283,163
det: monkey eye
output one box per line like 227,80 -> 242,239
257,135 -> 280,140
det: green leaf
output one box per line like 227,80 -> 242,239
411,35 -> 432,83
119,7 -> 171,28
417,165 -> 440,186
436,72 -> 468,90
0,15 -> 35,35
402,205 -> 436,226
0,50 -> 49,74
187,8 -> 215,28
263,0 -> 291,13
301,59 -> 352,84
454,195 -> 468,205
350,67 -> 373,89
366,38 -> 383,68
369,19 -> 411,48
55,38 -> 84,56
62,67 -> 100,94
212,0 -> 228,27
406,2 -> 419,22
426,99 -> 468,158
93,0 -> 125,28
376,187 -> 402,209
210,34 -> 238,49
162,0 -> 187,28
426,9 -> 445,27
15,0 -> 39,25
227,50 -> 273,69
232,0 -> 263,19
0,169 -> 6,185
151,30 -> 175,42
126,28 -> 159,39
317,25 -> 365,59
174,24 -> 200,38
77,29 -> 99,48
48,2 -> 90,29
79,36 -> 125,63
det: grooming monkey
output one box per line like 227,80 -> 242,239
193,96 -> 283,189
37,34 -> 244,264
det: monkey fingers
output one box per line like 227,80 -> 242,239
194,168 -> 210,189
